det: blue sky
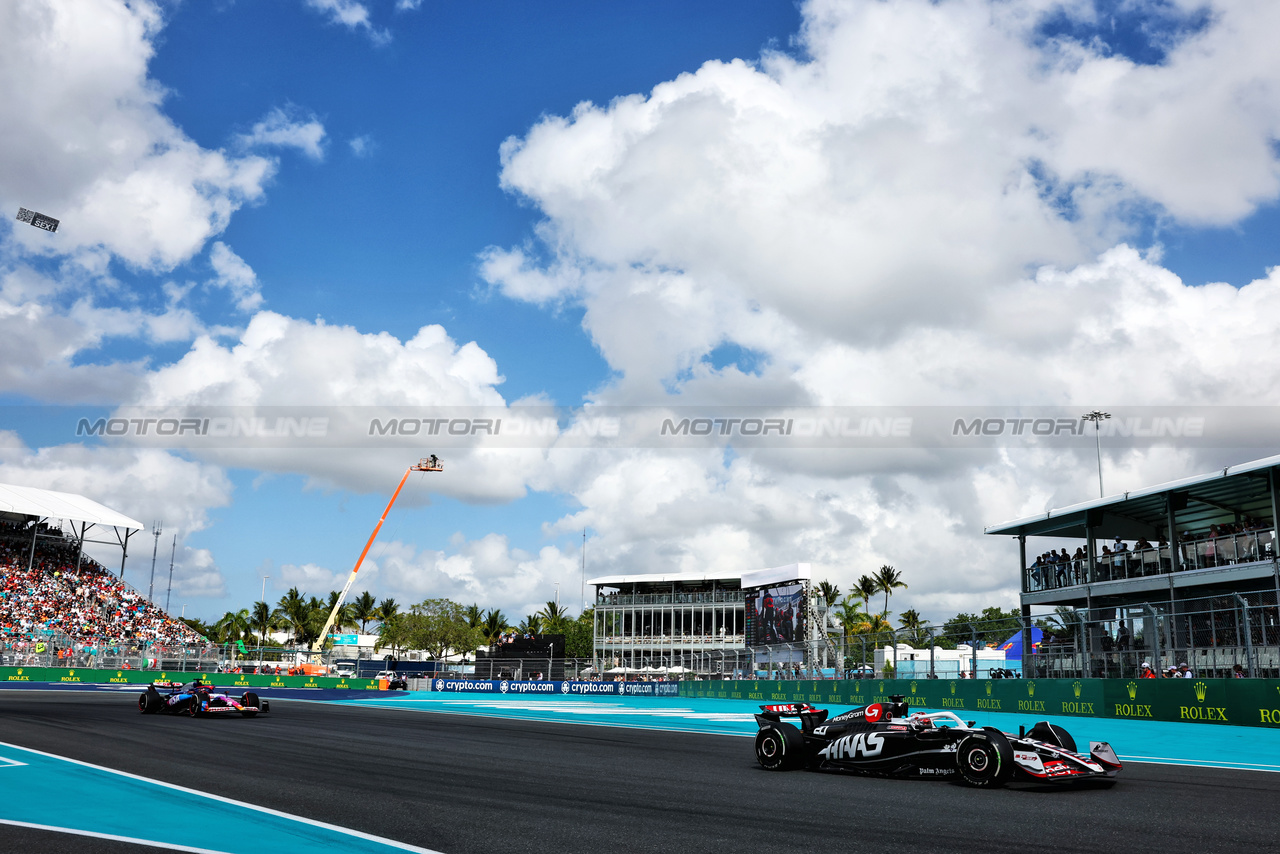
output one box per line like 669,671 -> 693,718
4,0 -> 1280,625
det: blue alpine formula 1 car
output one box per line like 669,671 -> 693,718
137,679 -> 269,718
754,695 -> 1120,787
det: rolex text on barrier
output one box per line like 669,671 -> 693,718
678,678 -> 1280,729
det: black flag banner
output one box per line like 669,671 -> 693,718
16,207 -> 59,233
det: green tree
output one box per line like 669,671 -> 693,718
518,613 -> 543,635
464,603 -> 484,629
277,588 -> 311,645
324,590 -> 357,635
816,580 -> 841,610
563,607 -> 594,659
213,609 -> 250,645
249,601 -> 279,646
872,564 -> 907,617
897,608 -> 931,648
482,609 -> 509,643
351,591 -> 378,633
377,598 -> 485,661
854,575 -> 879,611
537,600 -> 571,635
939,606 -> 1021,648
375,598 -> 400,627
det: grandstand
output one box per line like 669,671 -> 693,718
0,482 -> 205,669
987,453 -> 1280,678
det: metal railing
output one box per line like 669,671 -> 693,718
595,591 -> 741,606
1026,529 -> 1277,592
1028,589 -> 1280,679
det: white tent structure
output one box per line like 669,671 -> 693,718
0,481 -> 144,580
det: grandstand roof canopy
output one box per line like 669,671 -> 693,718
589,563 -> 811,589
0,482 -> 143,531
985,453 -> 1280,540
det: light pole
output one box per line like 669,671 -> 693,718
1082,411 -> 1111,497
261,575 -> 269,604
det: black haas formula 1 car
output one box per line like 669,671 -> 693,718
754,695 -> 1119,787
138,679 -> 270,718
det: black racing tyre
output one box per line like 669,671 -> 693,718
1027,721 -> 1078,753
241,692 -> 259,717
755,723 -> 806,771
138,692 -> 157,714
956,730 -> 1014,787
186,696 -> 201,717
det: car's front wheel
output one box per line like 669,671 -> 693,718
241,692 -> 259,717
955,730 -> 1014,787
186,697 -> 201,717
755,723 -> 806,771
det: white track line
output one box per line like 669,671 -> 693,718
0,819 -> 234,853
0,739 -> 446,853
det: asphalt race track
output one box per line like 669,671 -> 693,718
1,692 -> 1277,854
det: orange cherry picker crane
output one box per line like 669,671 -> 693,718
311,456 -> 443,653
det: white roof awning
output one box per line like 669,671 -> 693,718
0,482 -> 144,531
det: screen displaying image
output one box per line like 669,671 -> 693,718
745,582 -> 806,647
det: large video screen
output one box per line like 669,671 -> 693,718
745,581 -> 806,647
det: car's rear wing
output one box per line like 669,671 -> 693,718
756,703 -> 829,731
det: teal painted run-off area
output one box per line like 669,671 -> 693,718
0,737 -> 440,854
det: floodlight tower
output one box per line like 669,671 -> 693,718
147,521 -> 162,602
312,456 -> 444,653
164,534 -> 176,612
1082,411 -> 1111,498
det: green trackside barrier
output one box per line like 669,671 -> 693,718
0,666 -> 383,691
679,677 -> 1280,729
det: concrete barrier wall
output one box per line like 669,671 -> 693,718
0,666 -> 383,691
679,677 -> 1280,728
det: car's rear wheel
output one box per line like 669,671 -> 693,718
241,692 -> 259,717
956,730 -> 1014,787
755,723 -> 806,771
137,692 -> 157,714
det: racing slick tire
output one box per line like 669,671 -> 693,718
240,692 -> 259,717
955,729 -> 1014,788
1026,721 -> 1077,753
186,696 -> 201,717
755,722 -> 806,771
138,691 -> 160,714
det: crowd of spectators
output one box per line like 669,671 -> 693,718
1028,516 -> 1276,590
0,522 -> 201,649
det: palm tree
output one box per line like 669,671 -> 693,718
214,609 -> 250,644
898,608 -> 930,648
351,591 -> 378,633
855,575 -> 878,611
817,580 -> 841,610
537,601 -> 570,634
464,603 -> 484,629
835,595 -> 868,643
277,588 -> 311,645
376,598 -> 399,626
249,601 -> 278,646
873,565 -> 907,617
518,613 -> 543,635
482,609 -> 508,643
324,590 -> 357,634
